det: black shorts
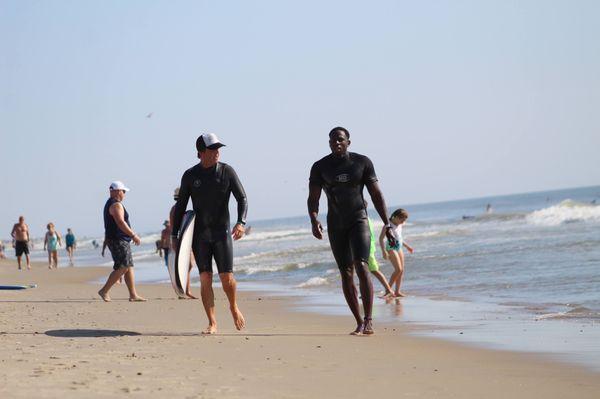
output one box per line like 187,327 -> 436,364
15,241 -> 29,257
106,239 -> 134,270
327,218 -> 371,271
192,234 -> 233,274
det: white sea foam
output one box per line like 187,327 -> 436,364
296,276 -> 329,288
526,200 -> 600,226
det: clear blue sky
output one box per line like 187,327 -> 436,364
1,0 -> 599,237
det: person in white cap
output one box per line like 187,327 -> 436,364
171,133 -> 248,333
98,181 -> 146,302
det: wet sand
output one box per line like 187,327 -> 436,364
1,259 -> 599,398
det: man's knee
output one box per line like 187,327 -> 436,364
218,272 -> 235,285
354,260 -> 370,278
200,272 -> 213,285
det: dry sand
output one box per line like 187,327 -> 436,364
1,259 -> 598,398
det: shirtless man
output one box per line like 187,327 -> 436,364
11,216 -> 31,270
308,127 -> 397,335
172,134 -> 248,333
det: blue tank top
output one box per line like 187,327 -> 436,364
104,198 -> 132,241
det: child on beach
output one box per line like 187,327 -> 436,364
379,209 -> 414,297
44,223 -> 62,269
367,218 -> 395,298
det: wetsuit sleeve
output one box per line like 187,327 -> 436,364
228,165 -> 248,225
309,162 -> 323,186
171,171 -> 191,237
362,156 -> 378,184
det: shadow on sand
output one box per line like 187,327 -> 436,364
45,329 -> 142,338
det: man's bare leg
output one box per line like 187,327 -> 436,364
124,268 -> 146,301
25,254 -> 30,270
186,263 -> 198,299
200,272 -> 217,334
339,266 -> 364,335
219,272 -> 245,331
17,255 -> 22,270
355,261 -> 374,335
98,267 -> 128,302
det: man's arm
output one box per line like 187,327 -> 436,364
10,224 -> 16,239
109,202 -> 140,245
229,166 -> 248,241
171,172 -> 191,246
366,181 -> 396,246
307,183 -> 323,240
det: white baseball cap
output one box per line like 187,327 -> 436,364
197,133 -> 226,150
109,180 -> 130,192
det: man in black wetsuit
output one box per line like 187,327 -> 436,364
171,133 -> 248,334
308,127 -> 397,335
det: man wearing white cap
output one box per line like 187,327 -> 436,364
172,133 -> 248,333
98,181 -> 146,302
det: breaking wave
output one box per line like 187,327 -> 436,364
526,200 -> 600,226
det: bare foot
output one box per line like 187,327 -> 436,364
202,325 -> 218,335
394,292 -> 406,298
129,296 -> 147,302
98,290 -> 111,302
186,292 -> 198,299
363,318 -> 374,335
379,291 -> 395,299
350,323 -> 364,336
230,307 -> 246,330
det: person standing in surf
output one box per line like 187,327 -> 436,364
171,134 -> 248,334
98,181 -> 146,302
308,127 -> 397,335
169,187 -> 197,299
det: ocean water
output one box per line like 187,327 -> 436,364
23,185 -> 600,369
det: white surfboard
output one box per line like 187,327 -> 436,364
167,210 -> 194,298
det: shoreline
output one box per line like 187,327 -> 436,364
1,259 -> 599,398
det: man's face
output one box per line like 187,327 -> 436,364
199,148 -> 220,168
111,189 -> 126,201
18,217 -> 24,224
329,131 -> 350,156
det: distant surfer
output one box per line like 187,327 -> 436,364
11,216 -> 31,270
307,127 -> 397,335
486,203 -> 493,214
169,188 -> 197,299
160,220 -> 171,267
98,181 -> 146,302
171,134 -> 248,333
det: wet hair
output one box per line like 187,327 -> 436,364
391,209 -> 408,221
329,127 -> 350,139
196,135 -> 207,152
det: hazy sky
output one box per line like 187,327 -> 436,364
1,0 -> 599,237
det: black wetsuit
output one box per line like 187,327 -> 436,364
172,162 -> 247,274
309,152 -> 378,269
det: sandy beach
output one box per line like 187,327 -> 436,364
1,259 -> 598,399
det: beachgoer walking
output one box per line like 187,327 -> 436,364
11,216 -> 31,270
44,223 -> 62,269
160,220 -> 171,267
0,241 -> 6,259
171,134 -> 248,333
65,228 -> 76,266
367,219 -> 395,298
169,187 -> 197,299
379,208 -> 414,297
97,181 -> 146,302
308,127 -> 397,335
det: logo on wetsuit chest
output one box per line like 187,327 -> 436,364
193,179 -> 202,188
334,174 -> 350,183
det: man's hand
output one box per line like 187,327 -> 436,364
232,223 -> 245,241
311,220 -> 324,240
132,234 -> 141,246
385,227 -> 397,248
